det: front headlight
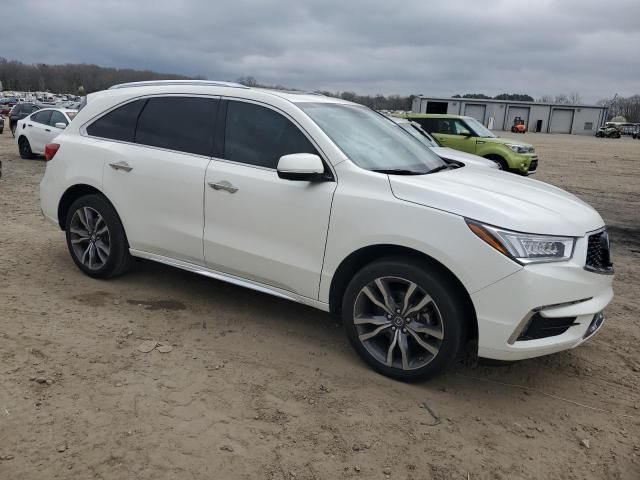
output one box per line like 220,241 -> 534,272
505,144 -> 533,154
466,220 -> 575,264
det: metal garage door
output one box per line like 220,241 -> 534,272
506,106 -> 530,130
464,104 -> 486,124
550,109 -> 574,134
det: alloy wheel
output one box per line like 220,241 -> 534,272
353,276 -> 444,371
69,206 -> 111,270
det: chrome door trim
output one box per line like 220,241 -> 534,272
108,161 -> 133,172
208,180 -> 238,193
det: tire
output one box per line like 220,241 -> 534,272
18,136 -> 35,159
341,257 -> 467,381
64,194 -> 132,279
484,154 -> 508,171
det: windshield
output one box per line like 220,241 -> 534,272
465,117 -> 496,138
298,103 -> 444,174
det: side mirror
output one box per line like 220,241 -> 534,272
459,129 -> 472,137
54,122 -> 67,129
277,153 -> 326,181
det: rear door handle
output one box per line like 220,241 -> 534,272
109,161 -> 133,172
208,180 -> 238,193
45,128 -> 51,132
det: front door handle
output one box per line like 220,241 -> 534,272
45,128 -> 51,132
208,180 -> 238,193
109,161 -> 133,172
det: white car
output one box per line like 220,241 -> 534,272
39,81 -> 613,380
16,108 -> 77,159
389,117 -> 498,169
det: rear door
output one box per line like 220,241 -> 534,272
203,99 -> 336,299
96,95 -> 218,264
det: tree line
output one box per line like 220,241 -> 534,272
0,57 -> 200,95
598,95 -> 640,123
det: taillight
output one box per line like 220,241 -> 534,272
44,143 -> 60,161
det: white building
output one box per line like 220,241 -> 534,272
411,96 -> 608,135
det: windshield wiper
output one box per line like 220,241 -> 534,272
371,169 -> 425,175
427,164 -> 458,174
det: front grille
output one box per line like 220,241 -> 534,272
528,159 -> 538,172
517,313 -> 578,341
585,229 -> 613,274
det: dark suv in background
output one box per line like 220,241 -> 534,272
9,102 -> 41,136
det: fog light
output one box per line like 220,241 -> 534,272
584,312 -> 605,338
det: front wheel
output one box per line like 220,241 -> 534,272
342,258 -> 466,381
65,194 -> 132,279
484,154 -> 508,170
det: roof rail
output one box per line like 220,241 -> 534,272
108,80 -> 249,90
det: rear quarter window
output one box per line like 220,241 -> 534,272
86,99 -> 146,142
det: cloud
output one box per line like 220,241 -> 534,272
4,0 -> 639,101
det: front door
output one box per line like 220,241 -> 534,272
431,118 -> 477,154
28,110 -> 52,153
203,100 -> 336,299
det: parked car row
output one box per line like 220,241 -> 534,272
38,80 -> 613,380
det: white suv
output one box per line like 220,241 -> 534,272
40,80 -> 614,380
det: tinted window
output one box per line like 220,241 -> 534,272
50,111 -> 67,127
32,110 -> 52,125
422,118 -> 469,135
413,117 -> 437,133
135,97 -> 217,156
224,101 -> 317,168
87,99 -> 145,142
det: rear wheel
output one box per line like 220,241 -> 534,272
65,194 -> 132,279
18,136 -> 34,159
342,258 -> 466,381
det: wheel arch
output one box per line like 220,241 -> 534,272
483,153 -> 509,170
328,244 -> 478,342
57,184 -> 115,231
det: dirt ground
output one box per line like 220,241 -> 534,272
0,128 -> 639,480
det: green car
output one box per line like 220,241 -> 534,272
402,114 -> 538,175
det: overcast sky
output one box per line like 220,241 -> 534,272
4,0 -> 639,101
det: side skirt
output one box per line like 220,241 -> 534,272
129,249 -> 331,312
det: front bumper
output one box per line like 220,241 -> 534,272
510,153 -> 538,175
471,234 -> 613,361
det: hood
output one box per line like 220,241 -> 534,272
431,147 -> 498,169
389,167 -> 604,236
